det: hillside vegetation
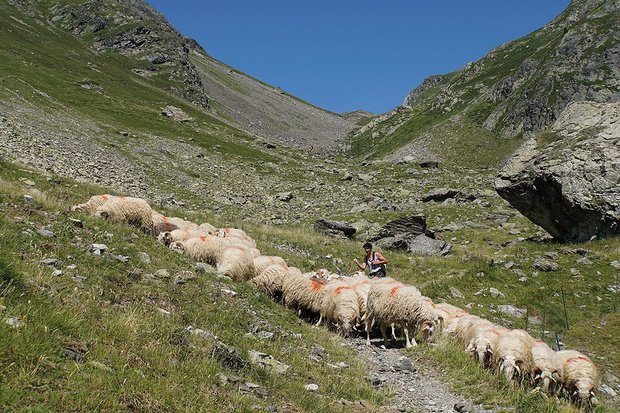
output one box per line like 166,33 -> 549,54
348,0 -> 619,167
1,0 -> 619,412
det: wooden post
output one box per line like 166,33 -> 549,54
561,288 -> 569,330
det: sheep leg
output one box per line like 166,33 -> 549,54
391,323 -> 397,340
315,314 -> 323,326
379,323 -> 389,348
365,317 -> 374,346
404,323 -> 417,348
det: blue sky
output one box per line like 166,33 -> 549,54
146,1 -> 570,114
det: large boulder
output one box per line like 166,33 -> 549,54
314,219 -> 356,238
495,102 -> 620,242
369,215 -> 427,241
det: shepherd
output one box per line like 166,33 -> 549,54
353,242 -> 387,278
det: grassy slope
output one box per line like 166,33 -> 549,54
0,2 -> 280,164
0,161 -> 384,412
2,161 -> 617,412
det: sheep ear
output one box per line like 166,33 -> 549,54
486,345 -> 493,355
534,373 -> 542,380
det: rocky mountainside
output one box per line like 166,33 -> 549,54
17,0 -> 357,150
496,101 -> 619,242
349,0 -> 619,167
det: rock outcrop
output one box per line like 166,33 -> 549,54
495,101 -> 620,242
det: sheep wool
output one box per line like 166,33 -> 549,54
158,228 -> 213,246
465,324 -> 508,368
493,329 -> 535,384
197,222 -> 218,235
217,244 -> 256,281
531,340 -> 564,395
71,194 -> 113,214
557,350 -> 600,406
173,235 -> 243,264
365,284 -> 422,348
318,281 -> 361,337
253,256 -> 288,278
217,227 -> 256,248
251,264 -> 291,297
94,196 -> 153,231
281,274 -> 328,315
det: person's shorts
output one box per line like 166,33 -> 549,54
369,269 -> 386,278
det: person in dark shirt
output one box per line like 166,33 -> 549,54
353,242 -> 387,278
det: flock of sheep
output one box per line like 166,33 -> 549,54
72,194 -> 601,409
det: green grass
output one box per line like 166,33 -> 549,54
0,161 -> 386,412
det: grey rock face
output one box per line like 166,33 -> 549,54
313,219 -> 356,238
407,234 -> 452,256
495,102 -> 620,242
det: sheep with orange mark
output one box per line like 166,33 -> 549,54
253,255 -> 288,277
281,273 -> 329,316
492,329 -> 535,384
93,196 -> 154,231
365,283 -> 424,348
531,340 -> 564,395
217,244 -> 256,281
557,350 -> 600,407
341,275 -> 373,320
197,222 -> 218,235
464,324 -> 508,368
434,303 -> 467,334
317,280 -> 361,337
251,264 -> 291,298
71,194 -> 113,214
447,313 -> 484,343
157,228 -> 212,246
152,212 -> 197,235
249,248 -> 261,258
217,227 -> 256,248
171,235 -> 244,265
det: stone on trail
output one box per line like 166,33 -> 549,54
248,350 -> 289,374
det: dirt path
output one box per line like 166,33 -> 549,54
346,336 -> 494,413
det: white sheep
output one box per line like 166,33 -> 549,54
152,213 -> 197,235
217,227 -> 256,248
217,244 -> 255,281
94,196 -> 153,231
71,194 -> 113,214
281,274 -> 329,316
365,283 -> 424,348
251,264 -> 291,298
317,281 -> 360,337
464,324 -> 508,368
253,255 -> 288,277
531,340 -> 564,395
434,303 -> 467,334
341,275 -> 373,321
493,329 -> 535,384
171,235 -> 244,264
557,350 -> 600,407
197,222 -> 218,235
157,228 -> 212,246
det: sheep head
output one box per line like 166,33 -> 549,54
158,232 -> 173,246
573,383 -> 597,408
170,241 -> 185,253
499,356 -> 524,383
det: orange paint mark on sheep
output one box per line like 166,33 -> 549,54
389,286 -> 401,296
228,245 -> 247,252
334,286 -> 350,295
565,356 -> 592,365
311,279 -> 327,291
100,195 -> 109,201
